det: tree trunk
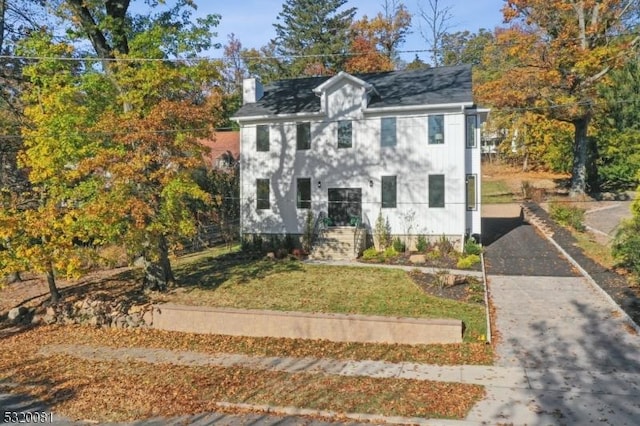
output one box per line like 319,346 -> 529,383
46,262 -> 62,304
570,116 -> 591,196
142,235 -> 174,292
586,135 -> 599,193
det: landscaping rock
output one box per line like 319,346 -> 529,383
8,306 -> 28,322
409,254 -> 426,264
265,252 -> 276,260
445,275 -> 467,287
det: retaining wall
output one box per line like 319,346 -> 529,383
152,304 -> 462,345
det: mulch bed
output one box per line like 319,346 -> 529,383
408,271 -> 485,305
524,202 -> 640,325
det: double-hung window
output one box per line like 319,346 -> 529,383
381,176 -> 397,208
296,178 -> 311,209
381,117 -> 396,147
256,125 -> 270,151
256,179 -> 270,210
296,122 -> 311,150
337,120 -> 352,148
428,115 -> 444,145
466,115 -> 477,148
429,174 -> 445,208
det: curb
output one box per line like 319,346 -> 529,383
480,252 -> 492,344
214,402 -> 480,425
521,204 -> 640,336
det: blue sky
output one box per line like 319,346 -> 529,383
201,0 -> 507,61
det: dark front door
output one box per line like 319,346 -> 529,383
328,188 -> 362,226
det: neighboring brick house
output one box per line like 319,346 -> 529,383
232,65 -> 487,252
200,131 -> 239,170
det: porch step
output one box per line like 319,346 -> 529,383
309,228 -> 366,261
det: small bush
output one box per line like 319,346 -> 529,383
301,210 -> 315,253
416,235 -> 428,252
457,254 -> 480,269
383,246 -> 398,259
549,202 -> 586,231
436,235 -> 454,255
392,237 -> 406,253
362,247 -> 381,260
464,237 -> 483,255
426,249 -> 443,260
374,211 -> 392,250
612,218 -> 640,278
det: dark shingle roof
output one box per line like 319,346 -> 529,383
234,64 -> 472,118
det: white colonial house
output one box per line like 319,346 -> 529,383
233,64 -> 487,256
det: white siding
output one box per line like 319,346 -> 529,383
241,115 -> 478,238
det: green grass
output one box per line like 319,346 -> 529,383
163,250 -> 487,342
482,180 -> 516,204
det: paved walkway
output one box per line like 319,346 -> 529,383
480,205 -> 640,424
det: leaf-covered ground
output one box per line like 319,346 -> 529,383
0,325 -> 485,422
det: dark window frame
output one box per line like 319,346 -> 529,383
466,115 -> 477,148
429,174 -> 445,208
381,117 -> 397,147
256,125 -> 270,152
466,174 -> 477,211
256,178 -> 270,210
337,120 -> 352,149
381,175 -> 397,208
296,122 -> 311,150
428,115 -> 445,145
296,178 -> 311,209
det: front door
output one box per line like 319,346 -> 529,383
328,188 -> 362,226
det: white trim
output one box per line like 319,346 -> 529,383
233,111 -> 325,123
364,102 -> 474,114
313,71 -> 373,95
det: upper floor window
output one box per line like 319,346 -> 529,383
338,120 -> 352,148
466,115 -> 477,148
256,178 -> 270,210
381,117 -> 396,147
381,175 -> 397,208
256,125 -> 270,152
296,178 -> 311,209
297,122 -> 311,150
429,174 -> 445,208
428,115 -> 444,145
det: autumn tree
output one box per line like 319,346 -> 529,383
476,0 -> 640,195
3,1 -> 226,298
273,0 -> 356,76
345,1 -> 411,73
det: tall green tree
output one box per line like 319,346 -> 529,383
594,53 -> 640,190
273,0 -> 356,76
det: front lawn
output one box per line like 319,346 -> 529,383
157,249 -> 487,342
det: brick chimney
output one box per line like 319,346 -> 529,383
242,78 -> 264,104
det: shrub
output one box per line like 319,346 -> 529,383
436,234 -> 454,255
374,211 -> 392,250
464,237 -> 483,255
416,235 -> 428,252
362,247 -> 380,260
392,237 -> 406,253
457,254 -> 480,269
383,246 -> 398,259
549,202 -> 586,231
612,218 -> 640,277
426,249 -> 443,260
